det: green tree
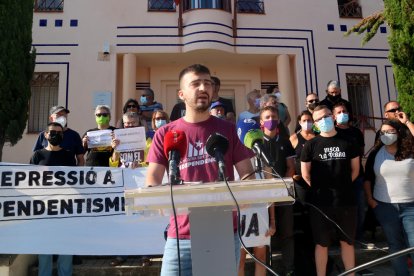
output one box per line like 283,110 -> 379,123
346,0 -> 414,121
0,0 -> 36,161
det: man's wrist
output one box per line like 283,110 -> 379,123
405,120 -> 411,126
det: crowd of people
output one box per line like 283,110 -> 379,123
29,63 -> 414,276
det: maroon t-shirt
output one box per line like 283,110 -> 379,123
147,116 -> 254,239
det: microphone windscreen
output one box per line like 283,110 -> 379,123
163,130 -> 187,158
236,118 -> 263,148
244,129 -> 264,149
206,132 -> 229,157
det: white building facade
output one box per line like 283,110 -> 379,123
3,0 -> 393,163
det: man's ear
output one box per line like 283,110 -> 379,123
178,89 -> 184,101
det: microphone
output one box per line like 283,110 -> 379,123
236,118 -> 275,167
163,130 -> 187,185
206,133 -> 229,181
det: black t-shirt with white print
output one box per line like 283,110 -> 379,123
301,132 -> 359,207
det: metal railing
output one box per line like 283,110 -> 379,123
182,0 -> 231,12
237,0 -> 264,14
148,0 -> 176,11
338,0 -> 362,18
34,0 -> 64,12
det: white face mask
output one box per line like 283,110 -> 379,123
274,92 -> 281,100
300,121 -> 313,131
54,116 -> 67,128
380,133 -> 398,145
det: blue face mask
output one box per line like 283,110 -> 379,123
155,119 -> 166,129
336,113 -> 349,124
254,98 -> 261,109
317,116 -> 334,133
140,96 -> 148,105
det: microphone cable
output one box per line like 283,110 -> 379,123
168,177 -> 183,276
262,170 -> 388,254
223,176 -> 280,276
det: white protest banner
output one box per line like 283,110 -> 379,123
240,205 -> 270,247
0,164 -> 269,255
86,129 -> 113,148
114,127 -> 146,152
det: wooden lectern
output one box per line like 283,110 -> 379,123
125,178 -> 294,276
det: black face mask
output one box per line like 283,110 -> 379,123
48,133 -> 63,146
308,102 -> 319,111
327,94 -> 341,102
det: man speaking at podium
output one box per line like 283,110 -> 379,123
145,64 -> 255,275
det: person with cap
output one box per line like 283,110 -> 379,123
209,101 -> 226,119
319,80 -> 353,120
33,105 -> 85,166
81,105 -> 117,167
139,88 -> 163,131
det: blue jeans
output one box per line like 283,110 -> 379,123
373,201 -> 414,276
161,235 -> 241,276
38,255 -> 72,276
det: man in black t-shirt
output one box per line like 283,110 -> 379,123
301,105 -> 360,276
260,106 -> 296,276
30,122 -> 75,276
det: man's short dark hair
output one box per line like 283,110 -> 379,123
259,105 -> 279,118
47,122 -> 64,131
266,85 -> 277,94
211,76 -> 220,87
313,105 -> 329,113
143,88 -> 154,98
384,100 -> 399,111
179,64 -> 210,83
333,102 -> 348,113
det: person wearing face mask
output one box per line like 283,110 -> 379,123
333,102 -> 367,241
364,120 -> 414,276
259,105 -> 296,276
30,122 -> 76,276
139,88 -> 163,132
319,80 -> 353,121
33,106 -> 85,166
81,105 -> 116,167
266,85 -> 292,128
289,110 -> 317,276
238,89 -> 261,121
260,94 -> 290,139
209,101 -> 226,120
295,93 -> 320,133
301,105 -> 360,276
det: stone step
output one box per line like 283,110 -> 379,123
27,243 -> 391,276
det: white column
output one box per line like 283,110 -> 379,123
277,54 -> 296,133
122,53 -> 137,104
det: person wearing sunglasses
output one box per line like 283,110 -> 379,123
383,101 -> 414,137
30,122 -> 76,276
81,105 -> 116,167
364,120 -> 414,276
116,99 -> 148,131
294,92 -> 320,133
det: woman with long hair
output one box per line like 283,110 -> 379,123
364,120 -> 414,276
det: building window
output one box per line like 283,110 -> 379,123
183,0 -> 231,12
34,0 -> 64,12
148,0 -> 176,11
28,73 -> 59,133
338,0 -> 362,18
237,0 -> 264,14
346,73 -> 374,129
